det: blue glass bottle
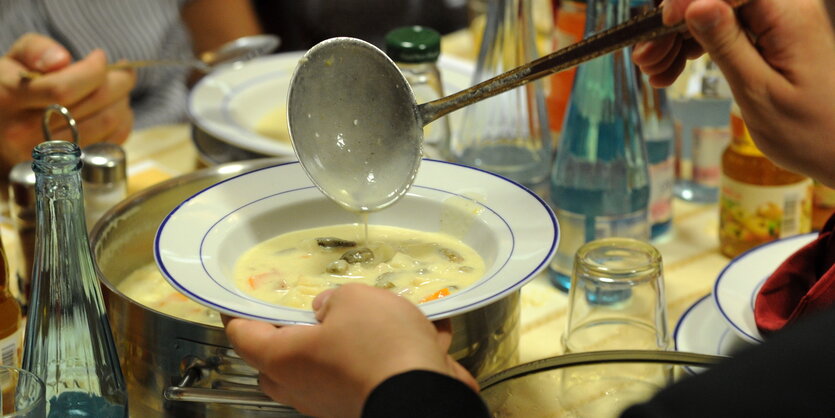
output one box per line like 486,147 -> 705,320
548,0 -> 650,292
22,117 -> 128,416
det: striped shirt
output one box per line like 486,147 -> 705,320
0,0 -> 194,129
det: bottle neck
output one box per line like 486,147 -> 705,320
584,0 -> 631,37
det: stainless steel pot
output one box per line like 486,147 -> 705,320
91,158 -> 520,417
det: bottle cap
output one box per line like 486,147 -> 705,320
384,26 -> 441,63
81,143 -> 127,185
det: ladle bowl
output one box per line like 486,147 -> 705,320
287,38 -> 422,212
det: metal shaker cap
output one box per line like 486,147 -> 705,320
81,143 -> 127,185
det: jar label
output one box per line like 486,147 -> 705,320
692,126 -> 730,187
0,327 -> 21,368
720,175 -> 813,247
649,157 -> 674,225
0,327 -> 22,391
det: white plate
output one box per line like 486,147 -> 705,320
674,295 -> 754,373
713,233 -> 817,344
154,159 -> 559,325
188,52 -> 475,156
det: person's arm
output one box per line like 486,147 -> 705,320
363,370 -> 489,418
180,0 -> 263,57
225,283 -> 480,418
633,0 -> 835,188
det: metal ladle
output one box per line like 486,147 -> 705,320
20,34 -> 280,80
288,0 -> 751,213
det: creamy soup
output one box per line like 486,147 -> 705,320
255,106 -> 290,143
118,263 -> 222,326
234,224 -> 485,309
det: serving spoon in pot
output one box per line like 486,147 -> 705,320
288,0 -> 751,213
19,34 -> 280,80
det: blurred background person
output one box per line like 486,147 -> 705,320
0,0 -> 262,177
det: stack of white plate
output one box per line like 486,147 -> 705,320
674,233 -> 817,372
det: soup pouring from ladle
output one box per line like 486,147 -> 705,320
287,0 -> 751,213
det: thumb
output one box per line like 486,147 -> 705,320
684,0 -> 775,91
7,33 -> 71,72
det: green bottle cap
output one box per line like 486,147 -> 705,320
384,26 -> 441,63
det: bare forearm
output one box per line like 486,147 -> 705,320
181,0 -> 262,56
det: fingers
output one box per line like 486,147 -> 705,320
682,0 -> 777,93
225,318 -> 283,371
633,34 -> 683,76
15,49 -> 109,110
67,66 -> 136,122
225,318 -> 318,372
312,288 -> 336,322
6,33 -> 72,73
662,0 -> 698,26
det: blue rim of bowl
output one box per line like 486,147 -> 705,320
187,53 -> 301,156
154,159 -> 560,325
712,232 -> 817,344
674,294 -> 741,374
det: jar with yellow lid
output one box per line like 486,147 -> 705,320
719,103 -> 813,258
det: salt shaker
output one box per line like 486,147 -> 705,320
81,143 -> 127,231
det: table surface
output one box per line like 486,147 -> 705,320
117,120 -> 732,366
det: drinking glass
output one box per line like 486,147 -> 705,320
0,365 -> 45,417
563,238 -> 670,353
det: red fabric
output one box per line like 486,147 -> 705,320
755,213 -> 835,336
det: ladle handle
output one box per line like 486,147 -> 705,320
418,0 -> 752,125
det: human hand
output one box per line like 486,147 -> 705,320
225,283 -> 478,418
0,33 -> 136,169
633,0 -> 835,187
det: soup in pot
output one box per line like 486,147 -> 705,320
234,223 -> 485,309
118,264 -> 222,326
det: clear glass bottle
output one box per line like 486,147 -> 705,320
719,103 -> 812,258
451,0 -> 553,192
638,76 -> 675,240
548,0 -> 650,292
385,25 -> 452,160
22,137 -> 128,416
670,57 -> 732,203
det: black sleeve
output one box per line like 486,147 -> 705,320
622,306 -> 835,418
362,370 -> 490,418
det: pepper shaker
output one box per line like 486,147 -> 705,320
81,143 -> 128,231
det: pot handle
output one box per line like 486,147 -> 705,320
163,361 -> 296,412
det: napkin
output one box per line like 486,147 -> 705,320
755,213 -> 835,336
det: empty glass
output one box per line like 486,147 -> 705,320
0,365 -> 45,417
563,238 -> 669,353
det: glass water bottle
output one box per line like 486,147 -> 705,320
385,25 -> 452,160
451,0 -> 552,192
548,0 -> 650,292
22,107 -> 127,417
